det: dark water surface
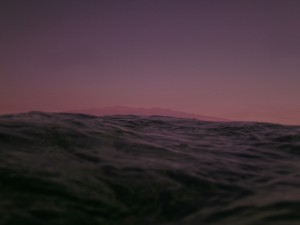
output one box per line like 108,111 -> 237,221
0,112 -> 300,225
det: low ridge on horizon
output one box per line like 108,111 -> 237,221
67,106 -> 229,122
2,109 -> 296,125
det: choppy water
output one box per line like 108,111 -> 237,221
0,112 -> 300,225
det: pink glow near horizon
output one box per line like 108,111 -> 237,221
1,0 -> 300,125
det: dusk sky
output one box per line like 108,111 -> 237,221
1,0 -> 300,124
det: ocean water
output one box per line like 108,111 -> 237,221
0,112 -> 300,225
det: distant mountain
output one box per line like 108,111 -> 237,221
67,106 -> 228,121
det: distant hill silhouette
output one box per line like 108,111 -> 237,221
67,106 -> 228,121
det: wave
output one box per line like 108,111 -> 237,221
0,112 -> 300,224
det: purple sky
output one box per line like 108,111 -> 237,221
1,0 -> 300,124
